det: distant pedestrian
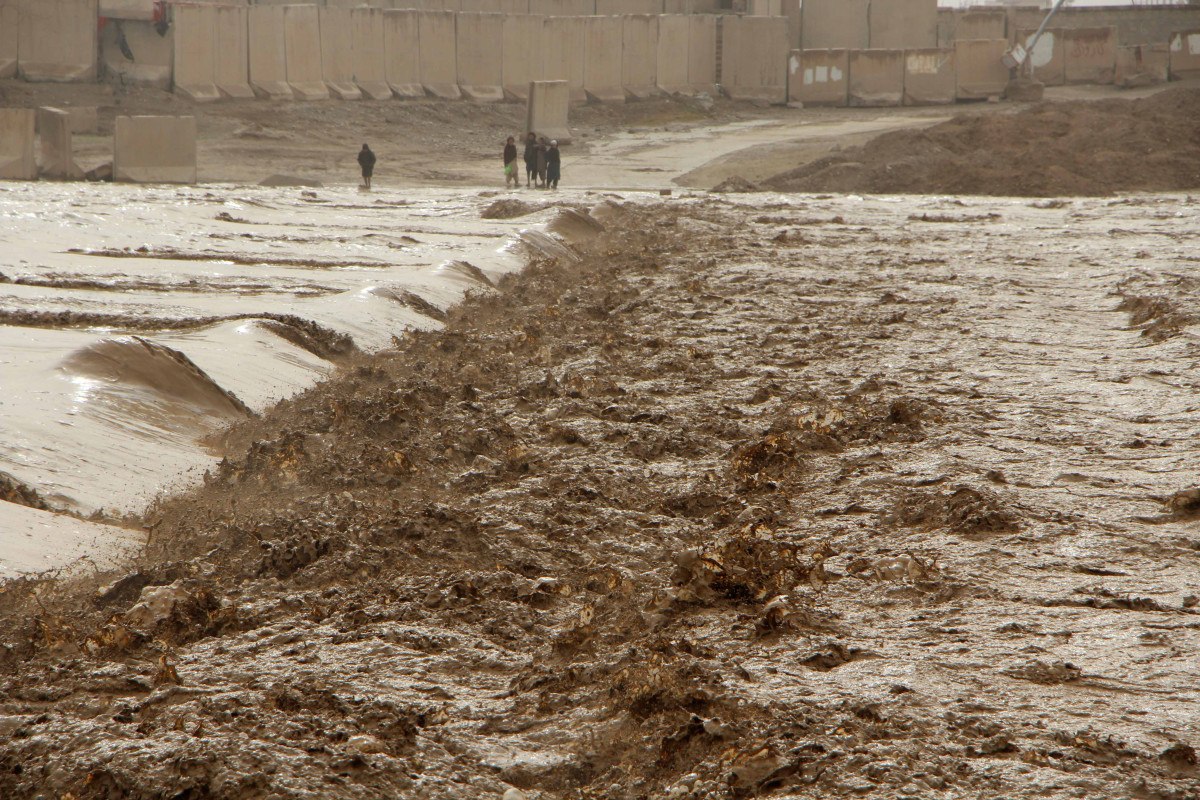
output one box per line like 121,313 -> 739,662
523,132 -> 538,188
546,140 -> 561,190
536,136 -> 549,189
503,136 -> 519,189
357,143 -> 376,190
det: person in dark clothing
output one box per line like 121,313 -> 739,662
503,136 -> 519,189
546,140 -> 561,190
535,136 -> 549,189
357,144 -> 376,190
523,132 -> 538,188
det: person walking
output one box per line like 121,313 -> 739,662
546,140 -> 561,190
523,132 -> 538,188
503,136 -> 519,189
535,136 -> 549,190
357,143 -> 376,190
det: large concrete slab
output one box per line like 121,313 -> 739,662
955,38 -> 1009,101
99,0 -> 155,20
904,47 -> 955,106
502,15 -> 544,100
847,49 -> 903,107
621,14 -> 658,99
801,0 -> 868,51
596,0 -> 661,13
351,8 -> 393,99
418,11 -> 460,99
0,3 -> 16,79
1170,30 -> 1200,81
543,16 -> 587,103
214,6 -> 254,100
114,116 -> 197,184
36,106 -> 83,180
101,17 -> 171,88
249,6 -> 293,99
526,79 -> 571,143
583,15 -> 624,103
174,4 -> 220,103
656,14 -> 690,94
461,0 -> 528,11
721,15 -> 787,103
285,5 -> 330,100
1019,29 -> 1065,86
1062,26 -> 1116,85
686,14 -> 718,94
787,48 -> 848,107
869,0 -> 936,50
320,7 -> 361,99
528,0 -> 594,15
952,10 -> 1005,43
1115,44 -> 1168,88
457,12 -> 504,102
0,108 -> 36,181
383,9 -> 423,98
17,0 -> 98,82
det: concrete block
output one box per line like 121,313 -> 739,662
462,0 -> 528,11
249,6 -> 293,99
114,116 -> 197,184
1115,44 -> 1168,88
319,8 -> 361,99
656,14 -> 689,93
904,47 -> 955,106
663,0 -> 718,11
528,0 -> 594,15
787,48 -> 847,107
721,15 -> 787,103
686,14 -> 718,93
502,15 -> 544,100
583,16 -> 624,103
1019,29 -> 1065,86
847,49 -> 903,107
173,4 -> 220,102
17,0 -> 98,82
955,38 -> 1009,101
526,79 -> 570,143
0,3 -> 16,79
621,14 -> 658,99
1170,30 -> 1200,81
284,5 -> 329,100
383,9 -> 423,98
800,0 -> 868,51
869,0 -> 936,50
99,0 -> 155,21
214,6 -> 253,100
36,107 -> 83,179
457,12 -> 504,102
418,10 -> 460,99
596,0 -> 661,13
543,16 -> 587,103
1062,26 -> 1116,85
0,108 -> 36,181
351,8 -> 393,99
64,106 -> 99,135
101,18 -> 172,88
954,11 -> 1005,43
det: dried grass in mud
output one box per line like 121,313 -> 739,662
1,196 -> 1199,800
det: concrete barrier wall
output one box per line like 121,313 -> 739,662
502,15 -> 544,99
320,7 -> 361,99
1169,30 -> 1200,80
1062,26 -> 1116,85
1007,6 -> 1200,48
939,10 -> 1005,47
543,16 -> 586,102
17,0 -> 98,82
0,3 -> 17,79
955,38 -> 1008,101
656,14 -> 689,93
526,79 -> 570,142
215,6 -> 254,99
686,14 -> 717,93
0,107 -> 36,180
285,5 -> 329,99
869,0 -> 936,50
461,0 -> 528,11
1018,29 -> 1065,86
383,9 -> 423,97
101,18 -> 172,88
801,0 -> 868,51
787,48 -> 848,106
174,5 -> 220,102
847,48 -> 903,107
418,10 -> 459,98
529,0 -> 594,15
249,6 -> 293,98
722,15 -> 787,103
36,106 -> 82,179
114,116 -> 197,184
457,12 -> 504,101
596,0 -> 661,14
903,47 -> 955,106
583,15 -> 624,103
1115,43 -> 1168,88
100,0 -> 154,20
351,8 -> 393,99
621,14 -> 658,98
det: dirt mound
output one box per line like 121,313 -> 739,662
765,88 -> 1200,197
711,176 -> 763,193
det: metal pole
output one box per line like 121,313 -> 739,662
1023,0 -> 1071,78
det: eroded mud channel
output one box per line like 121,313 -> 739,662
1,191 -> 1199,799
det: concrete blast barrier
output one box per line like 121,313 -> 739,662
787,48 -> 848,107
173,4 -> 220,103
721,15 -> 788,103
801,0 -> 868,51
114,116 -> 197,184
656,14 -> 689,93
526,79 -> 570,143
502,15 -> 544,100
1170,31 -> 1200,81
1019,29 -> 1064,86
583,16 -> 624,103
320,8 -> 361,99
1115,44 -> 1168,88
456,12 -> 504,102
904,48 -> 955,106
847,49 -> 903,107
249,6 -> 294,99
686,15 -> 718,93
37,106 -> 83,179
461,0 -> 528,11
953,11 -> 1005,43
0,108 -> 36,180
528,0 -> 594,15
1,3 -> 21,79
418,11 -> 460,99
17,0 -> 98,82
955,39 -> 1008,101
621,14 -> 658,99
351,8 -> 393,99
1062,27 -> 1116,85
102,18 -> 172,88
383,10 -> 423,98
596,0 -> 661,13
285,5 -> 329,100
869,0 -> 937,50
215,6 -> 254,99
543,16 -> 587,103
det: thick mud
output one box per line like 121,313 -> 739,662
1,192 -> 1197,799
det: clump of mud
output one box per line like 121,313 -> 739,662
480,198 -> 546,219
889,485 -> 1019,535
0,472 -> 50,511
711,176 -> 763,193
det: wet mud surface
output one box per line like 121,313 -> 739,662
1,193 -> 1198,799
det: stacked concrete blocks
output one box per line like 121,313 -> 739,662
1115,44 -> 1169,88
526,79 -> 571,143
543,16 -> 587,103
249,6 -> 293,98
461,0 -> 528,11
1062,27 -> 1116,85
1169,31 -> 1200,80
622,15 -> 659,99
655,14 -> 689,93
583,16 -> 625,103
0,2 -> 16,79
383,10 -> 423,98
0,108 -> 36,180
903,48 -> 955,105
457,12 -> 504,101
787,49 -> 848,107
114,116 -> 197,184
686,15 -> 718,95
528,0 -> 594,15
215,6 -> 254,99
36,107 -> 83,179
952,11 -> 1006,44
954,39 -> 1009,101
869,0 -> 937,50
17,0 -> 99,82
351,8 -> 394,99
596,0 -> 661,13
847,49 -> 904,107
418,11 -> 460,99
721,15 -> 788,103
502,15 -> 545,99
320,7 -> 362,99
1019,29 -> 1065,86
285,5 -> 329,100
801,0 -> 868,51
173,4 -> 220,102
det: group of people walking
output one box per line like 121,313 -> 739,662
505,132 -> 560,190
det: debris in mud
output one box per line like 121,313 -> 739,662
1165,488 -> 1200,519
1004,659 -> 1082,685
711,176 -> 763,193
0,472 -> 50,511
481,198 -> 546,219
888,484 -> 1019,535
1117,294 -> 1196,340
